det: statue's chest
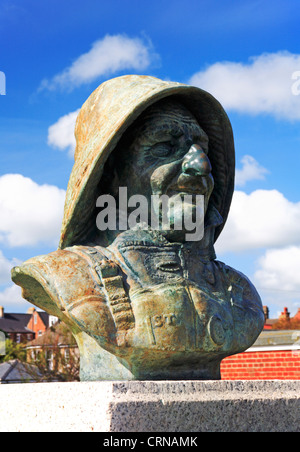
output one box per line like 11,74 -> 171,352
112,244 -> 234,351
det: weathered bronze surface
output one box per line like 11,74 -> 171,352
11,75 -> 265,380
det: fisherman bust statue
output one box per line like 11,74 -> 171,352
11,75 -> 265,380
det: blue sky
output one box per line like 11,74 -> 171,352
0,0 -> 300,317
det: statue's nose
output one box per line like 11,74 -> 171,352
182,144 -> 212,176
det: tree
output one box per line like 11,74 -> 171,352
0,339 -> 26,363
26,321 -> 80,382
273,317 -> 300,330
1,323 -> 80,381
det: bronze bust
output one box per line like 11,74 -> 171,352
12,75 -> 264,380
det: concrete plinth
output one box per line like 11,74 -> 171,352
0,380 -> 299,432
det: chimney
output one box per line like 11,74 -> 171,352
294,308 -> 300,321
280,307 -> 290,321
263,306 -> 269,321
0,306 -> 4,318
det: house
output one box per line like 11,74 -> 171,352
221,328 -> 300,380
0,359 -> 43,384
26,307 -> 58,338
0,307 -> 34,343
26,321 -> 79,381
263,305 -> 300,330
263,306 -> 277,330
0,306 -> 58,343
221,306 -> 300,380
292,308 -> 300,322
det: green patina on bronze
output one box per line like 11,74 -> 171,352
11,75 -> 265,380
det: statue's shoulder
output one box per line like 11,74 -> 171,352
11,245 -> 111,285
11,245 -> 113,324
215,259 -> 262,304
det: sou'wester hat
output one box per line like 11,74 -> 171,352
59,75 -> 235,249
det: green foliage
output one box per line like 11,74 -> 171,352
25,321 -> 80,382
26,346 -> 80,382
0,323 -> 80,382
0,339 -> 26,363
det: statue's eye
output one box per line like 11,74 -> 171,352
150,142 -> 172,158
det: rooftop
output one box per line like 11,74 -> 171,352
0,313 -> 33,334
253,329 -> 300,348
0,359 -> 42,384
0,307 -> 51,335
27,321 -> 77,347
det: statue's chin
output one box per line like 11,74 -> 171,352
153,198 -> 206,243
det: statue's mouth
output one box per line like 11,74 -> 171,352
167,173 -> 212,197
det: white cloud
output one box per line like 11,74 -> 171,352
215,189 -> 300,254
0,284 -> 30,311
254,246 -> 300,293
48,109 -> 79,156
0,174 -> 66,247
254,246 -> 300,314
189,51 -> 300,121
0,251 -> 21,285
235,155 -> 269,187
214,187 -> 300,315
40,34 -> 157,91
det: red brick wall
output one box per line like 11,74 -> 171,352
221,350 -> 300,380
7,332 -> 34,343
27,312 -> 47,337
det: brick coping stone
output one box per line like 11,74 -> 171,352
0,380 -> 299,432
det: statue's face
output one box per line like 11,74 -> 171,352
113,99 -> 214,241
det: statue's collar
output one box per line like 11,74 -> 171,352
108,205 -> 223,263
